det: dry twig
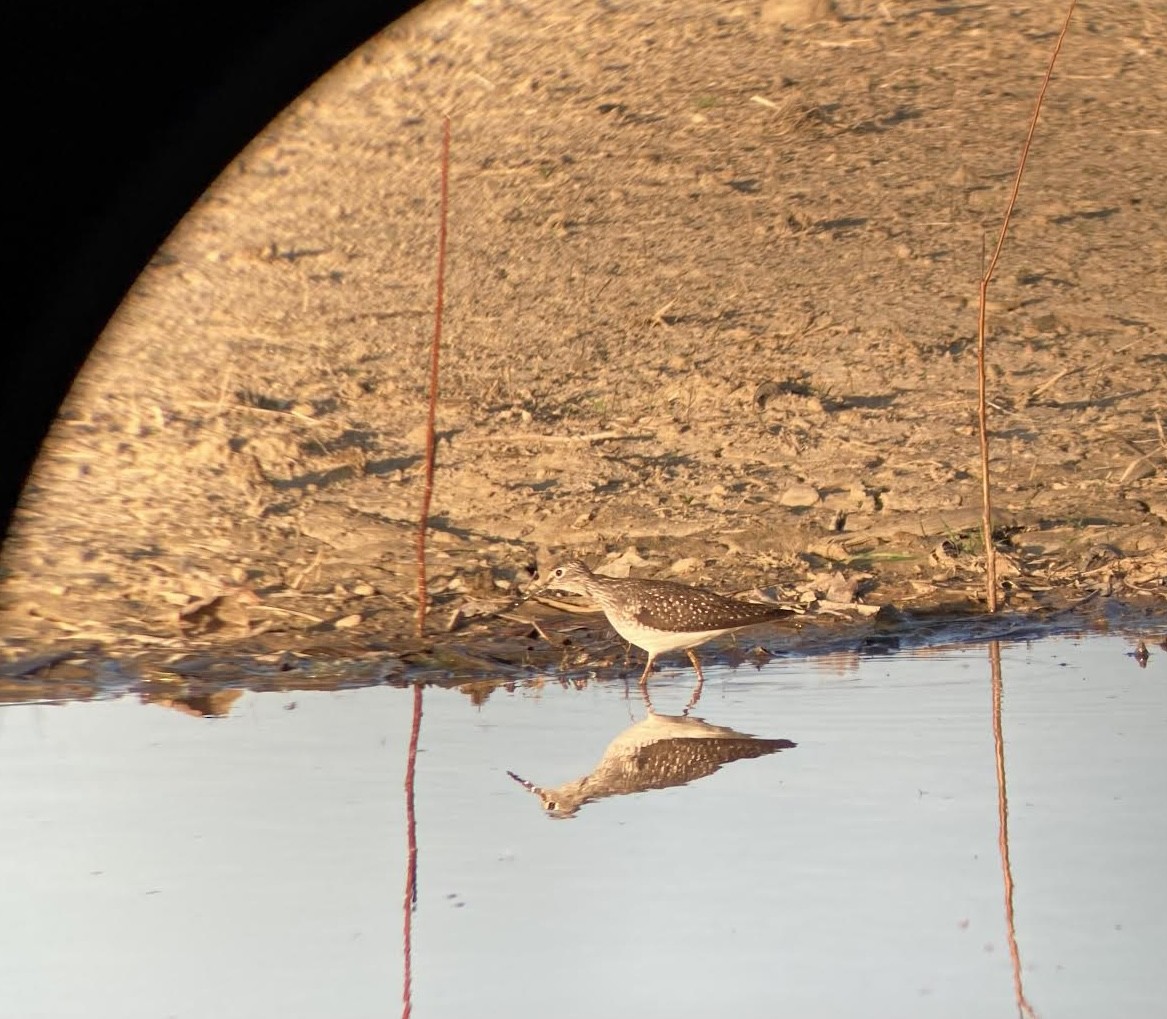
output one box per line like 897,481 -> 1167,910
976,1 -> 1077,612
416,117 -> 452,636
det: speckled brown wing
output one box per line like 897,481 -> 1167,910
627,580 -> 791,634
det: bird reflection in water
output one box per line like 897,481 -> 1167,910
508,679 -> 795,818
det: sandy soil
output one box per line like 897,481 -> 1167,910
1,0 -> 1165,695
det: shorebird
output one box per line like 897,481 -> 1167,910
533,559 -> 793,684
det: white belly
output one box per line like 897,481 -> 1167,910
609,617 -> 735,656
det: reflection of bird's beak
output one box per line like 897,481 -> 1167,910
506,770 -> 541,794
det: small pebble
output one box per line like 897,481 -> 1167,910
779,484 -> 821,507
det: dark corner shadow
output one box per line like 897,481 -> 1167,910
1,0 -> 423,545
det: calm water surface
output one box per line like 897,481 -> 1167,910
2,633 -> 1164,1018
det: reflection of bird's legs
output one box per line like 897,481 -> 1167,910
683,649 -> 706,715
639,681 -> 655,714
619,676 -> 638,720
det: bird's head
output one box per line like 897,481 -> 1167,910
532,559 -> 594,596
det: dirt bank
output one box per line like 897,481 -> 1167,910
1,0 -> 1164,692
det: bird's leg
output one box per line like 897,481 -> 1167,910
685,648 -> 706,682
684,649 -> 705,714
638,654 -> 655,686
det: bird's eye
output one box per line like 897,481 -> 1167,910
545,801 -> 558,811
554,568 -> 564,578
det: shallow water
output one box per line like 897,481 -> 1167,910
1,633 -> 1164,1019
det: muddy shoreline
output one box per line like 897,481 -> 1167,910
2,1 -> 1165,693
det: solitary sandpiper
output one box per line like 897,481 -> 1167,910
533,559 -> 794,684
